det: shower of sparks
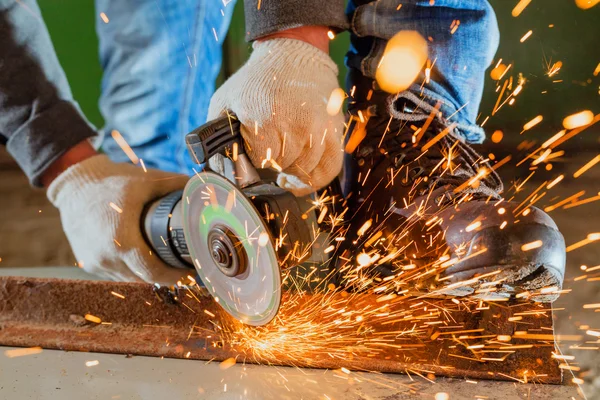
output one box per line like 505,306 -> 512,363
45,5 -> 600,397
185,85 -> 598,394
172,115 -> 598,388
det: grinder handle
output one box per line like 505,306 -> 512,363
185,113 -> 242,164
185,113 -> 260,188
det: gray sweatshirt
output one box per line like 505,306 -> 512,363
0,0 -> 348,187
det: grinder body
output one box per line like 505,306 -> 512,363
142,184 -> 334,270
141,114 -> 339,324
142,191 -> 190,269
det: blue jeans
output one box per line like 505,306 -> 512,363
95,0 -> 236,174
96,0 -> 497,174
346,0 -> 499,143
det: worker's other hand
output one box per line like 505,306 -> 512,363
208,38 -> 345,197
47,155 -> 188,284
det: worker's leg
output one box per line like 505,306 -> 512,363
341,0 -> 566,301
95,0 -> 236,174
346,0 -> 499,143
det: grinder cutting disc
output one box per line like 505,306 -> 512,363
182,172 -> 281,326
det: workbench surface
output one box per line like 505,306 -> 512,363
1,346 -> 580,400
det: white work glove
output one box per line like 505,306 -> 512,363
47,155 -> 189,284
208,38 -> 345,196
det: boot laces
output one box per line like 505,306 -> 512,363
360,95 -> 503,200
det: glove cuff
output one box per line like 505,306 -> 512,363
47,154 -> 115,206
251,38 -> 338,75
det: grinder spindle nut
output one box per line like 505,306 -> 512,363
207,226 -> 246,277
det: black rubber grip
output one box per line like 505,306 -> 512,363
147,190 -> 190,269
185,113 -> 243,165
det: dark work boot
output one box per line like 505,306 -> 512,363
339,90 -> 566,302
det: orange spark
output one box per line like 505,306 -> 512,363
575,0 -> 599,9
522,115 -> 543,131
563,110 -> 594,130
541,130 -> 565,148
521,240 -> 543,251
491,130 -> 503,143
546,175 -> 564,189
566,233 -> 600,252
546,60 -> 562,77
573,154 -> 600,178
512,0 -> 532,16
111,130 -> 139,164
219,357 -> 236,370
326,88 -> 345,116
520,30 -> 533,43
421,123 -> 457,151
550,114 -> 600,148
583,303 -> 600,309
544,190 -> 585,212
465,221 -> 482,232
490,64 -> 508,81
84,314 -> 102,323
376,31 -> 428,93
109,202 -> 123,213
357,219 -> 372,236
4,347 -> 43,358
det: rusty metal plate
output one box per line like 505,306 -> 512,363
0,277 -> 564,384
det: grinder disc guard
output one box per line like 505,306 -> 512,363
182,173 -> 281,326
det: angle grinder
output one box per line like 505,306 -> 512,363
141,114 -> 341,326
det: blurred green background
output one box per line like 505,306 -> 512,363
39,0 -> 598,143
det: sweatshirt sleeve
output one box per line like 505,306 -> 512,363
0,0 -> 97,187
243,0 -> 349,41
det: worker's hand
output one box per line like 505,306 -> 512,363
47,154 -> 189,284
207,38 -> 345,197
